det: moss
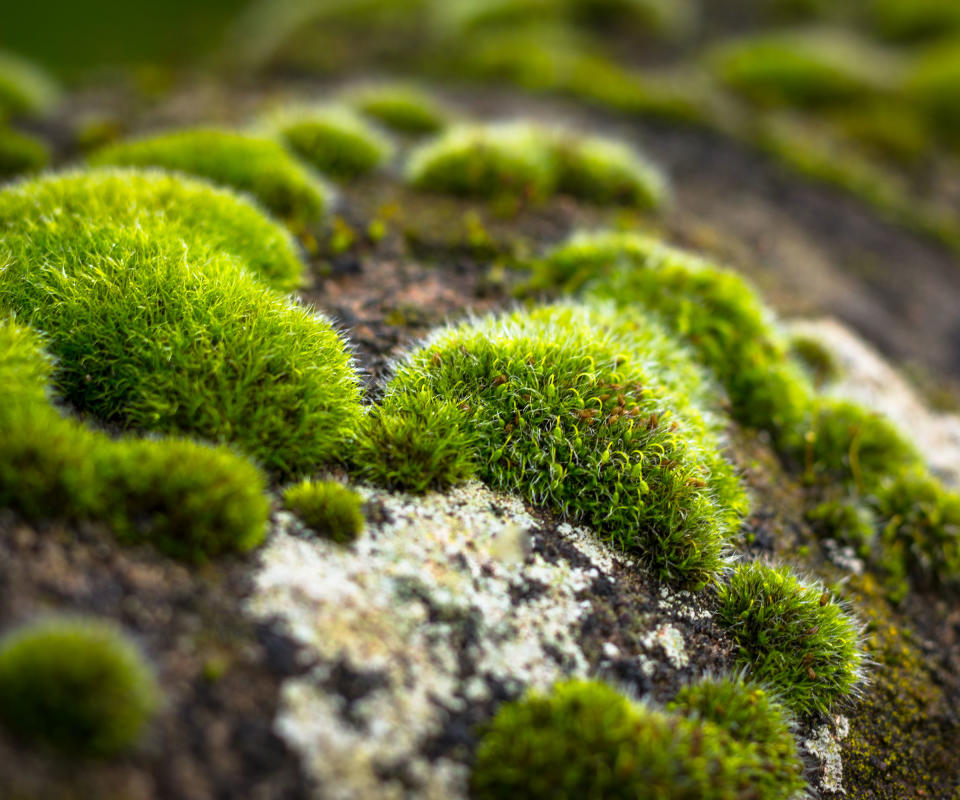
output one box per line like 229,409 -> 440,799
0,50 -> 59,117
471,679 -> 807,799
668,676 -> 806,798
789,332 -> 841,387
709,29 -> 902,109
551,131 -> 667,208
283,479 -> 364,543
868,0 -> 960,43
90,128 -> 330,225
803,398 -> 921,491
406,122 -> 556,203
534,231 -> 814,443
349,389 -> 477,494
0,617 -> 159,756
905,41 -> 960,139
0,173 -> 362,477
0,318 -> 268,561
716,561 -> 865,716
345,83 -> 449,134
0,126 -> 49,178
270,104 -> 395,179
384,303 -> 746,587
872,468 -> 960,593
805,499 -> 875,556
3,168 -> 305,291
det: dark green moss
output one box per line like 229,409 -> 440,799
789,332 -> 841,387
716,561 -> 865,716
350,389 -> 477,494
283,479 -> 364,543
0,617 -> 159,756
0,126 -> 49,178
0,50 -> 59,117
805,499 -> 875,556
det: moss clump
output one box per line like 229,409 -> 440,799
350,389 -> 477,494
868,0 -> 960,43
709,29 -> 901,108
472,679 -> 807,799
534,231 -> 814,442
406,122 -> 556,202
873,468 -> 960,593
3,168 -> 305,291
271,105 -> 395,179
406,123 -> 667,208
716,561 -> 865,716
0,126 -> 49,178
0,617 -> 159,756
789,332 -> 841,387
804,398 -> 921,491
668,676 -> 806,798
905,42 -> 960,139
0,174 -> 362,477
0,318 -> 269,560
384,303 -> 746,587
283,479 -> 364,543
90,128 -> 329,225
346,83 -> 448,134
806,499 -> 875,556
0,50 -> 59,117
551,131 -> 667,208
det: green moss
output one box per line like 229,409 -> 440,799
905,41 -> 960,139
0,617 -> 158,756
271,104 -> 395,179
873,468 -> 960,592
350,389 -> 477,494
551,131 -> 667,208
0,50 -> 59,117
384,303 -> 746,587
805,499 -> 875,556
283,479 -> 364,543
3,168 -> 305,291
716,561 -> 865,716
804,398 -> 921,491
0,318 -> 269,561
346,83 -> 449,134
789,332 -> 841,387
0,173 -> 362,477
709,29 -> 902,108
0,126 -> 49,178
406,122 -> 556,203
868,0 -> 960,42
472,679 -> 807,799
90,128 -> 330,225
668,676 -> 806,798
534,231 -> 814,442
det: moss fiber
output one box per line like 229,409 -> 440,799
271,104 -> 395,179
90,128 -> 330,225
0,617 -> 158,756
0,317 -> 268,561
0,169 -> 362,477
471,678 -> 807,800
283,479 -> 364,543
384,303 -> 746,587
716,561 -> 865,716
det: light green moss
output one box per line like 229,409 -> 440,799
716,561 -> 865,716
383,303 -> 746,587
0,318 -> 269,561
90,128 -> 330,225
0,126 -> 49,178
346,83 -> 449,134
0,50 -> 59,117
0,171 -> 362,477
349,389 -> 477,494
0,617 -> 158,757
270,104 -> 395,179
283,479 -> 364,543
472,679 -> 807,799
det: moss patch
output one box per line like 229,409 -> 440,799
283,479 -> 364,543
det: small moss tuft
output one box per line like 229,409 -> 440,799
350,389 -> 477,494
270,104 -> 395,179
472,678 -> 807,799
806,499 -> 875,556
790,332 -> 841,387
90,128 -> 330,225
0,50 -> 60,117
384,303 -> 746,587
0,126 -> 49,178
716,561 -> 865,716
283,479 -> 364,543
0,617 -> 159,756
346,83 -> 449,134
668,676 -> 806,798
